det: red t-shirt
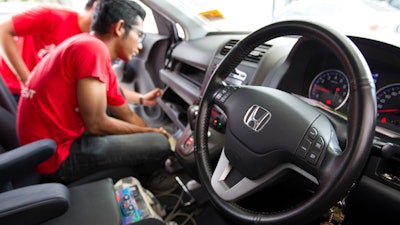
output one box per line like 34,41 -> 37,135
0,4 -> 82,94
17,33 -> 126,174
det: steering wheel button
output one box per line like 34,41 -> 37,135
307,143 -> 324,165
297,139 -> 312,158
310,142 -> 323,155
308,127 -> 318,139
215,92 -> 223,100
306,151 -> 319,165
315,137 -> 325,150
315,142 -> 322,150
220,94 -> 229,102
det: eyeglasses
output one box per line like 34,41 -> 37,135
129,25 -> 145,43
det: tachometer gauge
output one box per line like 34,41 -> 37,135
376,84 -> 400,132
308,69 -> 350,110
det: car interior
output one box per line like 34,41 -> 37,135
2,0 -> 400,225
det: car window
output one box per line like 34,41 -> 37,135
174,0 -> 400,46
3,0 -> 400,45
136,1 -> 159,34
0,1 -> 44,22
0,0 -> 159,34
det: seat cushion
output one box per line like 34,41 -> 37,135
0,183 -> 70,225
42,178 -> 121,225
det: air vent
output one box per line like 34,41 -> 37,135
220,39 -> 238,55
220,39 -> 271,63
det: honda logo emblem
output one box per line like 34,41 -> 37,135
243,105 -> 271,132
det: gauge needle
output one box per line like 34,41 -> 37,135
315,86 -> 330,93
378,108 -> 399,113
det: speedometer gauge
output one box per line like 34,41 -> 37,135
308,69 -> 350,110
376,84 -> 400,132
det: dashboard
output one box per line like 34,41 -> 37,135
158,29 -> 400,223
162,33 -> 400,144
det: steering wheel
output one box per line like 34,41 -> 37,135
194,20 -> 376,225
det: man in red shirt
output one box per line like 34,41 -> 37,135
16,0 -> 174,192
0,0 -> 163,105
0,1 -> 95,102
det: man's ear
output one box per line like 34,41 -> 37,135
114,20 -> 126,37
91,1 -> 98,10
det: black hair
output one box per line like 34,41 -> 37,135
91,0 -> 146,38
84,0 -> 97,10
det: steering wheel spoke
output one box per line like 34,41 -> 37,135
211,149 -> 320,202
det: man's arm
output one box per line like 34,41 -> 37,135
77,77 -> 165,135
108,103 -> 147,127
0,19 -> 30,84
120,85 -> 163,106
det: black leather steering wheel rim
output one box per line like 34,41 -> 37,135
194,20 -> 377,225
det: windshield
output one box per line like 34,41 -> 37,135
177,0 -> 275,32
179,0 -> 400,46
1,0 -> 400,46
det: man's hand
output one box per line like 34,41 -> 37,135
141,88 -> 163,106
153,127 -> 169,138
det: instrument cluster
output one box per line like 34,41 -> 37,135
308,69 -> 400,135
